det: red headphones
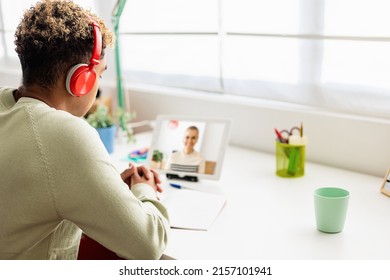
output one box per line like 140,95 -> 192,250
65,21 -> 102,97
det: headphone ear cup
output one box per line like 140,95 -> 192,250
66,63 -> 97,97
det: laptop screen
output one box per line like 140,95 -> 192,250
146,115 -> 232,181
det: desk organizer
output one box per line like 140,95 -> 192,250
275,141 -> 306,178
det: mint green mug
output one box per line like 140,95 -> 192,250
314,187 -> 350,233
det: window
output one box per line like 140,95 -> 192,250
322,0 -> 390,89
116,0 -> 390,118
1,0 -> 390,118
119,0 -> 220,92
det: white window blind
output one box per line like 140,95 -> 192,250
0,6 -> 3,59
119,0 -> 220,92
319,0 -> 390,116
1,0 -> 390,118
116,0 -> 390,118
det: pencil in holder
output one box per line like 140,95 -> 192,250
275,141 -> 306,178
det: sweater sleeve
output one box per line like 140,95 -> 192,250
36,112 -> 169,260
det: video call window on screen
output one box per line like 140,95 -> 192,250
147,116 -> 231,181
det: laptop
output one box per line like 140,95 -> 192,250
146,115 -> 232,230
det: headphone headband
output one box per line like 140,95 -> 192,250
90,21 -> 102,66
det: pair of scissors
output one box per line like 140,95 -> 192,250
279,126 -> 301,143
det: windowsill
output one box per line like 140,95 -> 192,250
101,80 -> 390,124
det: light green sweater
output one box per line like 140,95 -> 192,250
0,87 -> 169,260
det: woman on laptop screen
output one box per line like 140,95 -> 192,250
147,115 -> 232,182
164,126 -> 206,174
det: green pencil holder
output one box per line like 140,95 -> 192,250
275,141 -> 306,178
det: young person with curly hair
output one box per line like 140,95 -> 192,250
0,0 -> 169,260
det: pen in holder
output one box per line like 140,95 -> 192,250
275,141 -> 306,178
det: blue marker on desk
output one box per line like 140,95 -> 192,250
169,183 -> 187,189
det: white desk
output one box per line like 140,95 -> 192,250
111,133 -> 390,260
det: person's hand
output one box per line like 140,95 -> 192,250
120,163 -> 163,192
130,166 -> 162,193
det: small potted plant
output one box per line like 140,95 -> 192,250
86,104 -> 135,153
86,104 -> 116,153
151,149 -> 164,169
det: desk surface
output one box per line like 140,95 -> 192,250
112,133 -> 390,260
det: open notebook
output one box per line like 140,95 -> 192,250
161,189 -> 227,231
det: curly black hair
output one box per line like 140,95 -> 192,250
14,0 -> 114,90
